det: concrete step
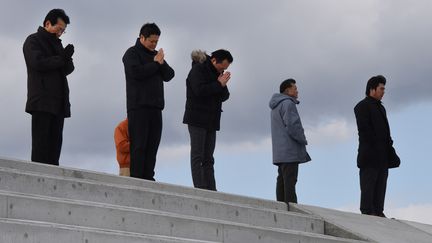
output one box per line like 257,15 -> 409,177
0,190 -> 368,243
0,218 -> 219,243
0,166 -> 323,234
0,157 -> 286,210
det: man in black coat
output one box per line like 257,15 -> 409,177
183,49 -> 233,190
23,9 -> 75,166
354,75 -> 399,217
122,23 -> 175,180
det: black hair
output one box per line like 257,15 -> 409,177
139,23 -> 161,38
366,75 -> 386,96
280,78 -> 296,93
43,9 -> 70,26
210,49 -> 233,64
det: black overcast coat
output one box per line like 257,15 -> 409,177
354,96 -> 394,169
183,57 -> 229,131
23,27 -> 74,117
122,39 -> 175,111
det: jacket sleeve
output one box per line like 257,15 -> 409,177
122,49 -> 160,80
282,102 -> 308,145
220,86 -> 230,102
62,58 -> 75,76
159,61 -> 175,82
354,102 -> 375,144
188,67 -> 224,97
114,124 -> 130,153
23,36 -> 66,71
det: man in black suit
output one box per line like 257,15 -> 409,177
354,75 -> 399,217
23,9 -> 75,165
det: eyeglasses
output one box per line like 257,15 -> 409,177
56,26 -> 66,34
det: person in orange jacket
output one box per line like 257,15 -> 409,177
114,119 -> 130,176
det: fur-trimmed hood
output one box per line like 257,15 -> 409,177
190,49 -> 208,65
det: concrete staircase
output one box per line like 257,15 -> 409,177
0,158 -> 381,242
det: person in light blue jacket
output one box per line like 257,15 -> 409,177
269,78 -> 311,206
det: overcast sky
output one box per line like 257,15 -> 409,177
1,0 -> 432,224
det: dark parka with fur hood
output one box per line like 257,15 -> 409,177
183,50 -> 230,131
23,27 -> 74,117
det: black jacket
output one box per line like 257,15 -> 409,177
354,96 -> 393,168
183,57 -> 229,131
122,39 -> 175,111
23,27 -> 74,117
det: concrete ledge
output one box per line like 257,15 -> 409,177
0,218 -> 219,243
0,190 -> 369,243
0,167 -> 321,233
291,204 -> 432,243
0,157 -> 286,210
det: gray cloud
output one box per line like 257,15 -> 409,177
1,0 -> 431,165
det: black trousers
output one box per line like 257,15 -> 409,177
31,111 -> 64,166
128,108 -> 162,181
359,167 -> 388,215
276,163 -> 299,204
188,125 -> 217,191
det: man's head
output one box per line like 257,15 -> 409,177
280,78 -> 298,99
210,49 -> 233,73
43,9 -> 70,38
139,23 -> 161,51
366,75 -> 386,100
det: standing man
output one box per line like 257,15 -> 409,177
269,79 -> 311,206
23,9 -> 74,166
122,23 -> 175,180
354,75 -> 400,217
183,49 -> 233,191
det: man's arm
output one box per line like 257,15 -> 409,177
220,86 -> 230,102
159,61 -> 175,82
282,102 -> 308,145
23,36 -> 66,71
122,49 -> 160,80
354,102 -> 375,144
114,124 -> 130,153
188,67 -> 225,97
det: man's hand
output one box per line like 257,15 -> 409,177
64,44 -> 74,59
154,48 -> 165,64
218,71 -> 231,87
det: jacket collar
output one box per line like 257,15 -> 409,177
287,95 -> 300,104
37,26 -> 61,43
135,38 -> 157,55
366,96 -> 382,104
204,58 -> 220,75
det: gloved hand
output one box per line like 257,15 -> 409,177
63,44 -> 74,59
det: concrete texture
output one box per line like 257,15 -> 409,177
0,166 -> 322,233
0,218 -> 218,243
291,203 -> 432,243
0,157 -> 285,210
3,157 -> 430,242
400,220 -> 432,237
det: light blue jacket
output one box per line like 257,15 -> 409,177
269,93 -> 311,165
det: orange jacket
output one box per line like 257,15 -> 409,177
114,119 -> 130,168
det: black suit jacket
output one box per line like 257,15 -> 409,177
354,96 -> 394,168
122,39 -> 175,111
23,27 -> 74,117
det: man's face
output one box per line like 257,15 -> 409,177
211,58 -> 231,73
285,84 -> 298,99
140,34 -> 159,51
45,18 -> 66,38
370,83 -> 385,100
